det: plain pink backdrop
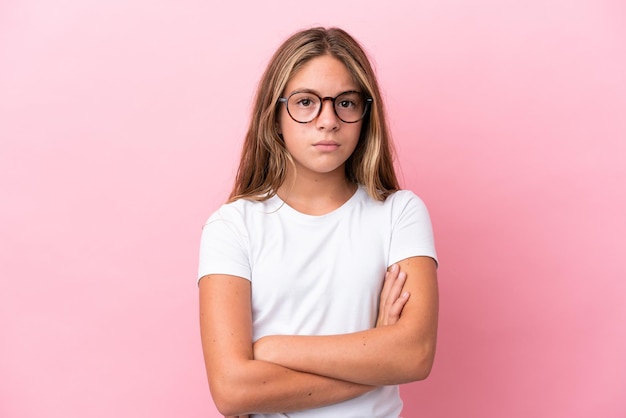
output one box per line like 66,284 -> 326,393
1,1 -> 625,417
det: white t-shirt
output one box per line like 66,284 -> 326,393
198,186 -> 437,418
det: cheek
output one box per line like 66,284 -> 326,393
279,114 -> 308,140
350,123 -> 364,142
278,111 -> 300,137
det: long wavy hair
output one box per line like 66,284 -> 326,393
228,27 -> 399,203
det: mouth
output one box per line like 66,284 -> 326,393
313,141 -> 340,151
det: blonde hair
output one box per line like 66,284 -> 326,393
228,27 -> 399,203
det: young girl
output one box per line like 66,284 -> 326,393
198,27 -> 438,418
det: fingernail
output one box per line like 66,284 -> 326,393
392,264 -> 398,272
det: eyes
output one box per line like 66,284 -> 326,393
294,96 -> 315,108
292,92 -> 363,109
280,90 -> 371,124
338,99 -> 357,109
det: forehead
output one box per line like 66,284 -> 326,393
285,55 -> 358,95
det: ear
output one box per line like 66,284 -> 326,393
275,121 -> 282,135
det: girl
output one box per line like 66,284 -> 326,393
198,27 -> 438,418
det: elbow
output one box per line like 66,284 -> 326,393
212,398 -> 240,417
403,340 -> 437,382
205,358 -> 264,416
209,379 -> 251,417
412,353 -> 435,381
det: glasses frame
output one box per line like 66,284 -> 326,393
278,90 -> 373,124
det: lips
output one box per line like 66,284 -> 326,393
313,140 -> 340,151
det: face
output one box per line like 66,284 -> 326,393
278,55 -> 363,181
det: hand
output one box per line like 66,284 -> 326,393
376,264 -> 409,327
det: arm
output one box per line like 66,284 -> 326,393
199,274 -> 375,416
253,256 -> 439,386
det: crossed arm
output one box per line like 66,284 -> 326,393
198,256 -> 438,417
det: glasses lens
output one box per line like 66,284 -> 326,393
335,92 -> 366,123
287,92 -> 321,123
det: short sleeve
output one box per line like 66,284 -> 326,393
197,208 -> 251,283
388,191 -> 438,267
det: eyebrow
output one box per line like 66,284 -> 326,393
287,88 -> 362,97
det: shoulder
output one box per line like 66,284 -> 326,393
207,196 -> 275,223
203,196 -> 283,239
388,189 -> 424,203
354,187 -> 429,215
383,189 -> 429,212
382,189 -> 433,231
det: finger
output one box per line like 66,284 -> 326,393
386,271 -> 407,309
379,269 -> 394,311
378,265 -> 400,326
380,271 -> 408,326
387,291 -> 410,324
380,264 -> 399,305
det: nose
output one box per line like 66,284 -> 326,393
315,98 -> 339,130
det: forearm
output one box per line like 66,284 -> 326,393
199,274 -> 374,417
254,257 -> 439,386
209,357 -> 373,416
254,323 -> 434,386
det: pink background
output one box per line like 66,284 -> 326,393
1,1 -> 625,417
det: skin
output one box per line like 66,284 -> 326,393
200,265 -> 411,418
276,54 -> 363,215
199,55 -> 439,417
253,257 -> 438,386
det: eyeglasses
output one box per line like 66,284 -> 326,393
278,90 -> 372,124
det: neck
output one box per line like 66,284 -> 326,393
277,169 -> 357,216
